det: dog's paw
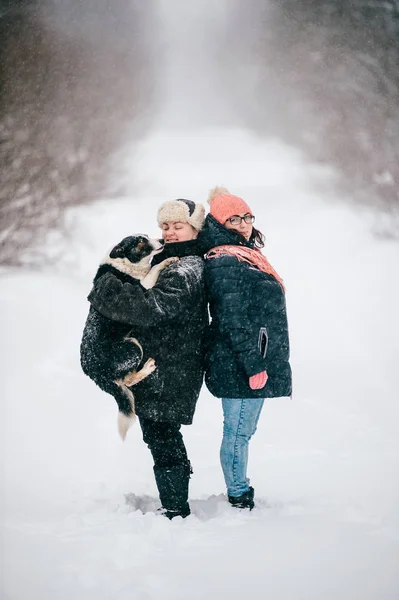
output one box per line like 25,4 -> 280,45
120,371 -> 136,387
120,358 -> 156,387
142,358 -> 156,375
159,257 -> 179,269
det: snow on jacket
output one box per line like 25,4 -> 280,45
86,239 -> 208,424
199,214 -> 292,399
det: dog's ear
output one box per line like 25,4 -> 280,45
110,236 -> 136,259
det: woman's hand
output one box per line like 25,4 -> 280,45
249,371 -> 268,390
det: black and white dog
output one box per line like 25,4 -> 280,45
80,235 -> 177,439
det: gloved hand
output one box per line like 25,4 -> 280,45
249,371 -> 268,390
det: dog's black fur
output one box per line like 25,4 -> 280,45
80,235 -> 162,428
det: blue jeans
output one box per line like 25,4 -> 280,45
220,398 -> 265,497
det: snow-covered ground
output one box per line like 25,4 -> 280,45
2,125 -> 399,600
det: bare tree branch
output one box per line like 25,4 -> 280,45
0,1 -> 157,266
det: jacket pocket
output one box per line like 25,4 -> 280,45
258,327 -> 268,359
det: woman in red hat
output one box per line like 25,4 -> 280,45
199,187 -> 292,510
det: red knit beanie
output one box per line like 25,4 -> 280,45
207,186 -> 253,224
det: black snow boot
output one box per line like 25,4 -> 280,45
228,486 -> 255,510
153,463 -> 192,519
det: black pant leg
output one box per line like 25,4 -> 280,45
139,417 -> 189,468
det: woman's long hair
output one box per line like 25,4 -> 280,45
250,227 -> 265,249
231,226 -> 265,249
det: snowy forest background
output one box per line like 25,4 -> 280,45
1,2 -> 399,600
1,0 -> 399,265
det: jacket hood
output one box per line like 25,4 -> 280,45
198,214 -> 255,254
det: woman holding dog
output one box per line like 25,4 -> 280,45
87,199 -> 207,519
200,187 -> 292,510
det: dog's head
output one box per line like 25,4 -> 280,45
109,235 -> 163,264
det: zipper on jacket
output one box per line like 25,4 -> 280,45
258,327 -> 268,358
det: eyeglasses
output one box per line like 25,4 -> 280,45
225,214 -> 255,226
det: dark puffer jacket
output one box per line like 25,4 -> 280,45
199,215 -> 292,399
86,239 -> 207,424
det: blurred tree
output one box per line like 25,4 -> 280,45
225,0 -> 399,221
0,1 -> 157,266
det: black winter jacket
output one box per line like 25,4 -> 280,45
199,215 -> 292,399
87,240 -> 207,424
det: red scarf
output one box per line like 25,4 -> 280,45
206,245 -> 285,291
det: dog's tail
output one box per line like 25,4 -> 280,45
116,384 -> 136,441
